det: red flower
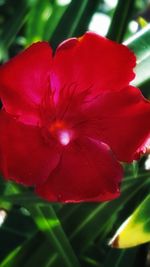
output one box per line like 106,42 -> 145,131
0,32 -> 150,203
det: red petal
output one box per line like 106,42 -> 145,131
0,42 -> 52,125
134,135 -> 150,159
36,138 -> 123,203
80,86 -> 150,162
51,32 -> 135,103
0,111 -> 60,186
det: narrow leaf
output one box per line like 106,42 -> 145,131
125,24 -> 150,88
27,205 -> 81,267
109,194 -> 150,248
107,0 -> 135,42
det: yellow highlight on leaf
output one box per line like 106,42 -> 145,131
109,195 -> 150,248
137,17 -> 148,28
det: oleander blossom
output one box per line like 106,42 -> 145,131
0,32 -> 150,203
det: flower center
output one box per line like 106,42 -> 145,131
49,121 -> 73,146
59,130 -> 71,145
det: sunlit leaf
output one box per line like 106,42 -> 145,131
25,0 -> 67,45
109,194 -> 150,248
27,205 -> 81,267
125,24 -> 150,88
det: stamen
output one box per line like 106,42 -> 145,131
59,131 -> 71,146
49,120 -> 74,146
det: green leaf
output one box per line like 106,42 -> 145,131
64,174 -> 150,252
109,194 -> 150,248
43,2 -> 68,42
25,0 -> 52,44
107,0 -> 135,43
70,0 -> 101,37
0,246 -> 21,267
125,24 -> 150,88
27,205 -> 81,267
0,232 -> 55,267
0,0 -> 29,61
103,248 -> 139,267
50,0 -> 90,49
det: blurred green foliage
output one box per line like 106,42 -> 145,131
0,0 -> 150,267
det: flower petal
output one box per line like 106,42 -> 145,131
80,86 -> 150,162
36,138 -> 123,203
0,111 -> 60,186
51,32 -> 136,103
0,42 -> 52,125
